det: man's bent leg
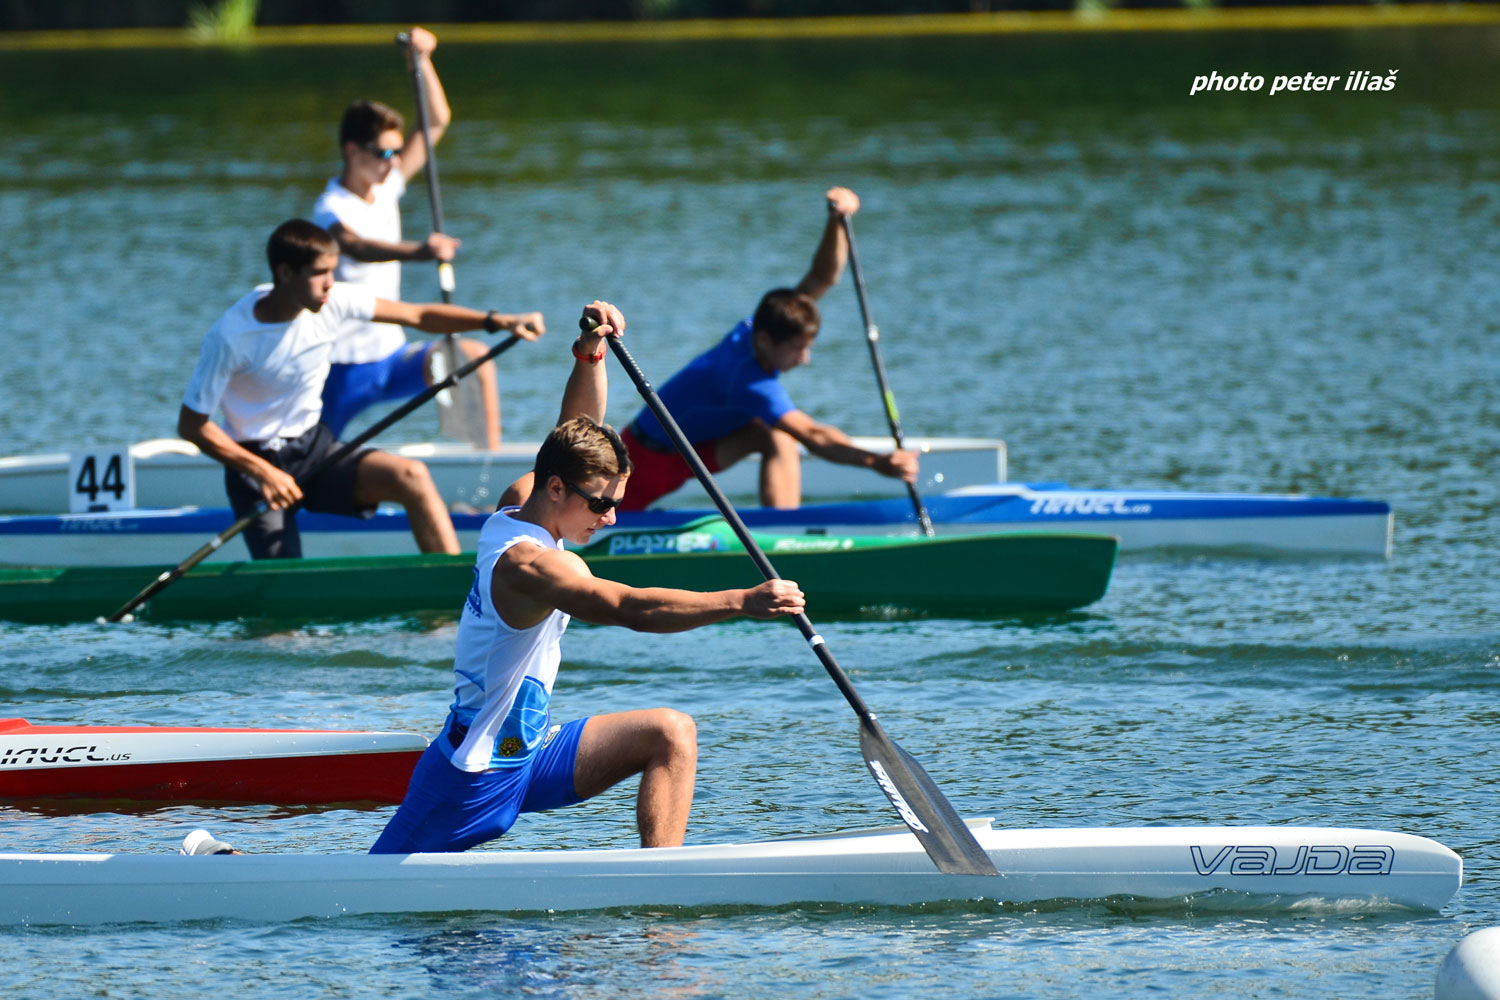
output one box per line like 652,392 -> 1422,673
423,339 -> 501,451
572,709 -> 697,847
370,740 -> 530,854
715,420 -> 802,509
352,451 -> 460,553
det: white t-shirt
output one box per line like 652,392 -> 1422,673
182,283 -> 378,442
312,173 -> 409,364
444,508 -> 571,772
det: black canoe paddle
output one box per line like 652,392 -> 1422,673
396,31 -> 455,306
396,31 -> 479,446
594,316 -> 996,876
837,212 -> 936,537
103,334 -> 522,623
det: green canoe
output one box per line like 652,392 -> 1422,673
0,519 -> 1117,624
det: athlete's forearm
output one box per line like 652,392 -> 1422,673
794,210 -> 848,301
418,51 -> 452,139
337,233 -> 427,264
556,332 -> 609,425
794,421 -> 880,470
177,407 -> 278,483
593,587 -> 746,633
374,301 -> 510,335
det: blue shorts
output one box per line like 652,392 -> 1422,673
320,342 -> 432,438
369,715 -> 589,854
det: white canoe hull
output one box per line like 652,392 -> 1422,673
0,485 -> 1392,567
0,436 -> 1007,514
0,821 -> 1460,926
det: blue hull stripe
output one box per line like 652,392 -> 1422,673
0,486 -> 1391,537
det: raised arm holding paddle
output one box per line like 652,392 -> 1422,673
312,27 -> 505,450
612,187 -> 921,512
371,302 -> 807,856
596,311 -> 996,876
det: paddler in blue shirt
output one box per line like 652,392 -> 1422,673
371,302 -> 805,854
617,186 -> 919,510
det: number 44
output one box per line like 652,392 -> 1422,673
69,448 -> 135,513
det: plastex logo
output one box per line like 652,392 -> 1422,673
607,531 -> 721,556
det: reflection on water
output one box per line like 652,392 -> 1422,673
400,921 -> 719,998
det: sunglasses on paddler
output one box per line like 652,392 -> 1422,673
361,143 -> 400,161
564,479 -> 621,515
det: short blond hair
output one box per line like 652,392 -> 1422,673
534,416 -> 632,489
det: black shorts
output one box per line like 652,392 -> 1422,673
224,423 -> 376,559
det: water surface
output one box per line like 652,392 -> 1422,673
1,26 -> 1497,998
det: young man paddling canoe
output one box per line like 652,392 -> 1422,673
617,186 -> 920,510
312,27 -> 506,449
496,188 -> 922,512
371,302 -> 805,854
179,219 -> 543,559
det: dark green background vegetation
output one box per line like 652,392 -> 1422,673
1,0 -> 1472,31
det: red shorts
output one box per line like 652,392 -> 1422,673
620,426 -> 722,510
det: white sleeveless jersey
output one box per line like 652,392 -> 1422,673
444,508 -> 571,772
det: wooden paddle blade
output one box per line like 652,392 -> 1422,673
858,718 -> 999,876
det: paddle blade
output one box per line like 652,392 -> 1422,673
858,718 -> 999,876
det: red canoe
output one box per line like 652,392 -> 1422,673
0,718 -> 426,804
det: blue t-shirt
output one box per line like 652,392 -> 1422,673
630,319 -> 797,446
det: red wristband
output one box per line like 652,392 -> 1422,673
572,338 -> 606,364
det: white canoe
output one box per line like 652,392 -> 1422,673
0,820 -> 1460,926
0,484 -> 1392,567
0,436 -> 1007,514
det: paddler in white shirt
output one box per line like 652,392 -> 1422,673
370,301 -> 805,855
311,27 -> 507,450
178,218 -> 543,560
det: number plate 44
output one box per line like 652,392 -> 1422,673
68,447 -> 136,513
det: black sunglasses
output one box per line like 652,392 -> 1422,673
361,144 -> 399,161
564,479 -> 621,515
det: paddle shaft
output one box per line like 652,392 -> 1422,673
838,213 -> 935,537
397,32 -> 454,304
104,334 -> 521,622
602,328 -> 996,876
600,335 -> 868,712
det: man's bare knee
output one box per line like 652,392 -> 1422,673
650,709 -> 697,763
392,458 -> 438,500
767,428 -> 798,457
740,421 -> 777,455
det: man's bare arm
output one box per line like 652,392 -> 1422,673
325,220 -> 459,265
775,409 -> 918,483
177,405 -> 302,509
397,26 -> 450,181
555,300 -> 623,426
794,186 -> 860,301
372,298 -> 544,339
496,545 -> 805,633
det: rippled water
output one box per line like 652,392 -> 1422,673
1,25 -> 1498,999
